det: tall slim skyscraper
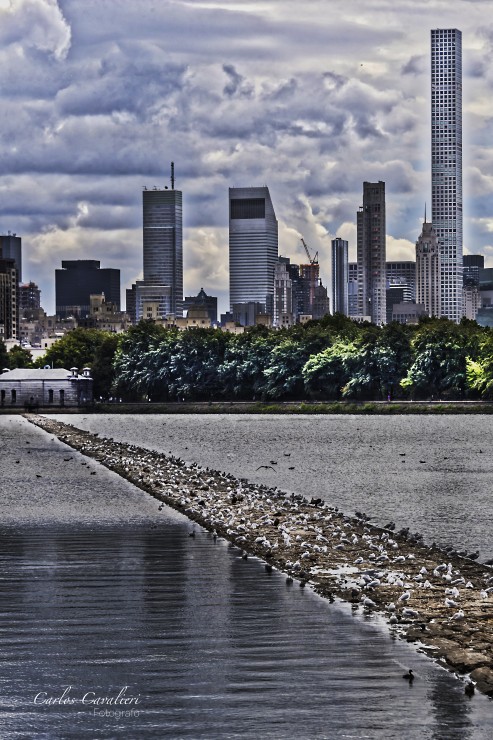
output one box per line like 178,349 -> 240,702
357,181 -> 386,324
229,186 -> 278,312
143,174 -> 183,317
431,28 -> 462,322
331,237 -> 348,315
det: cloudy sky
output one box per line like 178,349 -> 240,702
1,0 -> 493,315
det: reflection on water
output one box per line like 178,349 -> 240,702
0,525 -> 491,740
0,416 -> 491,739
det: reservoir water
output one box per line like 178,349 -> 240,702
0,415 -> 492,738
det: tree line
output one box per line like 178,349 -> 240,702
6,314 -> 493,402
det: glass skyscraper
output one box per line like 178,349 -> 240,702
229,186 -> 278,312
431,28 -> 462,322
331,237 -> 348,315
143,187 -> 183,317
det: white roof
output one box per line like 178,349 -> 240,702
0,368 -> 79,381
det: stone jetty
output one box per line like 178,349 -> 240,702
27,414 -> 493,697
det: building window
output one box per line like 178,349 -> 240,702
11,389 -> 16,404
59,389 -> 65,406
48,389 -> 54,403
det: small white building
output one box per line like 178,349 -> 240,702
0,367 -> 93,409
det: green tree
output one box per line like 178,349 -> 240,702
400,319 -> 474,399
8,345 -> 33,369
0,339 -> 9,370
112,321 -> 171,401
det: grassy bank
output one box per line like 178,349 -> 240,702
5,400 -> 492,415
3,398 -> 493,415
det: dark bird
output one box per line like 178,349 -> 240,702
63,458 -> 72,462
36,474 -> 41,478
283,453 -> 291,457
15,460 -> 19,464
399,453 -> 406,456
269,460 -> 278,465
90,472 -> 96,475
288,466 -> 295,470
256,465 -> 276,472
189,530 -> 195,538
158,503 -> 164,511
403,669 -> 414,683
419,460 -> 426,464
286,576 -> 293,585
465,681 -> 475,697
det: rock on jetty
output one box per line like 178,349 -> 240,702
27,414 -> 493,697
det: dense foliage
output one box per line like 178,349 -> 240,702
12,315 -> 493,403
109,315 -> 493,402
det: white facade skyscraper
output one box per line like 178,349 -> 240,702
431,28 -> 462,322
229,186 -> 278,312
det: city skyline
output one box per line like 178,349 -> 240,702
1,2 -> 493,316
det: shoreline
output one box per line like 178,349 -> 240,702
26,413 -> 493,698
4,400 -> 493,415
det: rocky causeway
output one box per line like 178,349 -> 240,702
27,414 -> 493,698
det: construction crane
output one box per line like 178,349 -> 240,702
300,237 -> 319,265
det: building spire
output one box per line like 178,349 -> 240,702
424,202 -> 427,224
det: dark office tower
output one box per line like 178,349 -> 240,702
0,233 -> 22,282
386,261 -> 417,300
229,186 -> 278,313
55,260 -> 120,319
19,281 -> 41,318
331,237 -> 348,315
357,181 -> 386,324
0,258 -> 18,340
463,255 -> 484,287
431,29 -> 463,322
348,262 -> 358,317
143,180 -> 183,317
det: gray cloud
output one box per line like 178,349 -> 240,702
0,0 -> 491,314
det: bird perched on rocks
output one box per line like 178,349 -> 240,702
398,591 -> 411,603
465,680 -> 475,697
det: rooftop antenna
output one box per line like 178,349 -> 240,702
424,202 -> 427,223
171,161 -> 175,190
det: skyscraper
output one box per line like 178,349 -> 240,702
331,237 -> 348,315
0,234 -> 22,282
229,186 -> 278,313
416,220 -> 441,318
431,28 -> 462,322
55,260 -> 120,319
143,174 -> 183,317
357,181 -> 386,324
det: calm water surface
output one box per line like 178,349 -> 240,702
0,415 -> 491,739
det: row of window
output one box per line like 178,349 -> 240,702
0,389 -> 65,404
